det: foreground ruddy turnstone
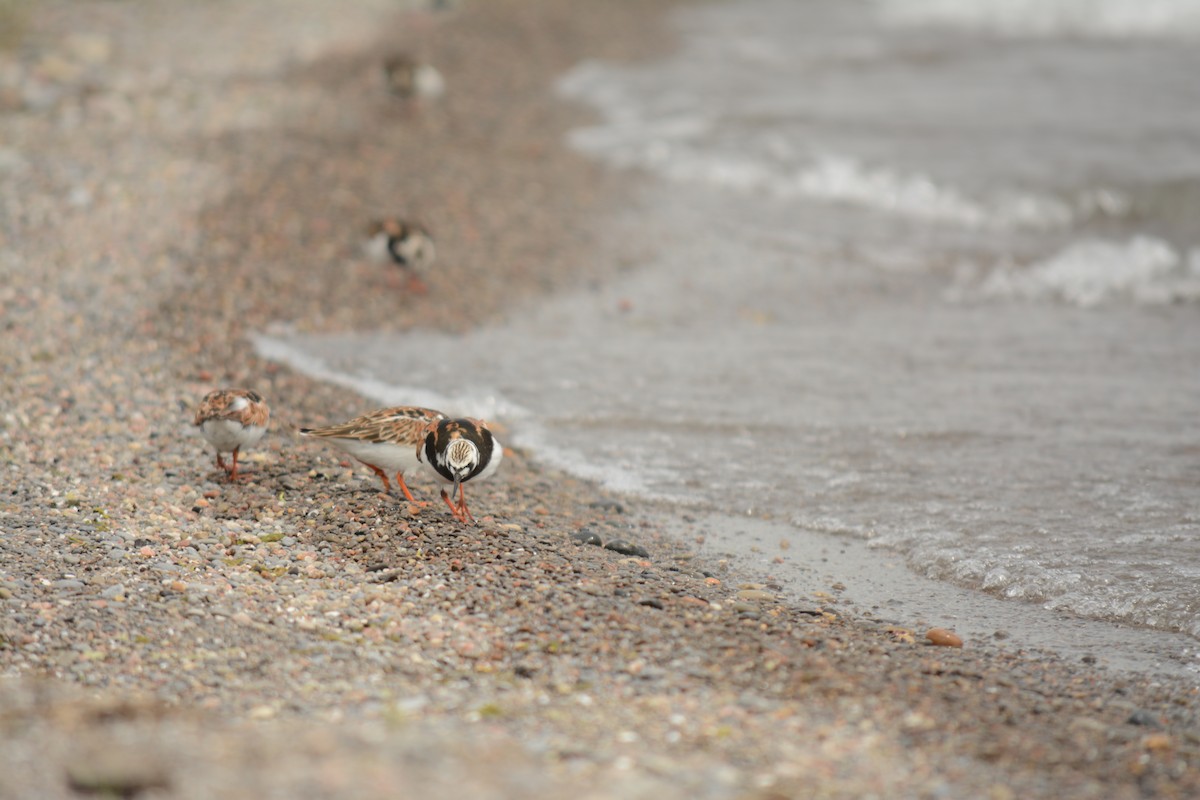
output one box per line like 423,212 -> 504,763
193,388 -> 270,482
383,54 -> 445,100
419,417 -> 502,524
299,406 -> 445,504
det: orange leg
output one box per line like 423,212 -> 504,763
394,473 -> 426,506
359,461 -> 393,494
405,273 -> 429,296
457,491 -> 475,525
227,447 -> 245,482
440,487 -> 475,525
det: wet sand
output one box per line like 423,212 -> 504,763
1,1 -> 1198,797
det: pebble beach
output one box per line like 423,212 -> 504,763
2,1 -> 1199,798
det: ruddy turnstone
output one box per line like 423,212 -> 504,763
364,218 -> 435,293
383,54 -> 444,100
299,406 -> 445,504
365,218 -> 435,271
193,388 -> 270,482
419,417 -> 502,524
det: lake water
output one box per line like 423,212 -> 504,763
256,0 -> 1200,676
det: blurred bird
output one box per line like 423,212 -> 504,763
363,218 -> 435,293
383,54 -> 444,101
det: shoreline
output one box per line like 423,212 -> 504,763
680,510 -> 1200,679
2,1 -> 1199,798
254,304 -> 1200,681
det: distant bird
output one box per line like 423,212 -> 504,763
419,417 -> 502,524
193,389 -> 270,482
364,218 -> 435,293
299,406 -> 445,504
383,54 -> 444,101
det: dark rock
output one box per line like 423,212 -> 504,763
570,529 -> 603,547
66,748 -> 171,797
1128,710 -> 1163,728
604,539 -> 649,558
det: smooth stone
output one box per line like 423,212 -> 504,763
925,628 -> 964,648
604,539 -> 649,558
570,530 -> 603,547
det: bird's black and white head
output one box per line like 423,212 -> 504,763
387,226 -> 435,269
444,437 -> 479,499
445,437 -> 480,479
422,418 -> 501,486
421,417 -> 502,524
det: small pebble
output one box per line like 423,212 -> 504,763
570,529 -> 603,547
604,539 -> 649,558
925,628 -> 963,648
1128,710 -> 1162,728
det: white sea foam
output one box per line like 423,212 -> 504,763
979,237 -> 1200,306
875,0 -> 1200,39
250,331 -> 522,422
559,62 -> 1121,231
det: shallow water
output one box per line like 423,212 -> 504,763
257,0 -> 1200,675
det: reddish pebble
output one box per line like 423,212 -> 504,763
926,628 -> 963,648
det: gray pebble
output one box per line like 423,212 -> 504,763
604,539 -> 649,558
570,529 -> 603,547
1128,710 -> 1162,728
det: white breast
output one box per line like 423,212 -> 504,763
200,419 -> 265,453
